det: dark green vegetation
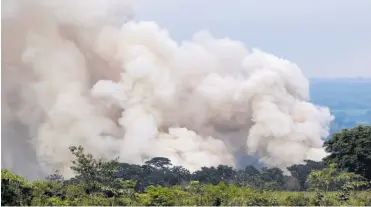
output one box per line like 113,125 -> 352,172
2,125 -> 371,206
310,78 -> 371,135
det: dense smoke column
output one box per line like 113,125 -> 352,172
1,0 -> 134,179
1,0 -> 333,179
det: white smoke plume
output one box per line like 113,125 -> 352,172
1,0 -> 334,179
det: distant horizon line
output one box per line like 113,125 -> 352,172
308,76 -> 371,80
309,77 -> 371,80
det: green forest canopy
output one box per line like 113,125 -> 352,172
2,125 -> 371,206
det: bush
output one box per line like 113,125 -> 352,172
145,185 -> 175,206
1,170 -> 33,206
283,193 -> 309,206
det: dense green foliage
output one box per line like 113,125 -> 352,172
324,125 -> 371,179
2,125 -> 371,206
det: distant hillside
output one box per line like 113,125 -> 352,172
309,78 -> 371,137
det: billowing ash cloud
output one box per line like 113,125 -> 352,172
1,0 -> 333,179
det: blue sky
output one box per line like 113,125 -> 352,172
134,0 -> 371,78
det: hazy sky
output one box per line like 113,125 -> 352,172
134,0 -> 371,78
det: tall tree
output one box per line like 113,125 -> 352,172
307,163 -> 367,192
69,146 -> 120,193
323,125 -> 371,179
145,157 -> 172,169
